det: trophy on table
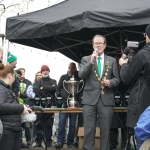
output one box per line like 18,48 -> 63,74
63,76 -> 84,108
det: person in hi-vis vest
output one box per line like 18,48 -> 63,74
17,68 -> 32,146
18,82 -> 28,104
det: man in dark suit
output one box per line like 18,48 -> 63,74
78,35 -> 120,150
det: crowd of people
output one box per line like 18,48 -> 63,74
0,49 -> 82,149
0,24 -> 150,150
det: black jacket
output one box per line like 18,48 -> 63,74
120,43 -> 150,128
11,74 -> 20,97
0,80 -> 24,131
56,71 -> 81,103
33,76 -> 57,99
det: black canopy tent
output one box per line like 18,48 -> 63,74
5,0 -> 150,62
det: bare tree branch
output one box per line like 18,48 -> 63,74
0,0 -> 4,3
0,0 -> 50,17
54,0 -> 60,5
0,3 -> 5,16
0,3 -> 20,16
48,0 -> 52,6
26,0 -> 34,13
5,4 -> 19,9
0,3 -> 5,9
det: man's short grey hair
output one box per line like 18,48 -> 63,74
92,34 -> 107,45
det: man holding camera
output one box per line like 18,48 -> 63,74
119,24 -> 150,149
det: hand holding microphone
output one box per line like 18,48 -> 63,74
22,105 -> 45,115
119,47 -> 130,66
122,47 -> 130,59
91,49 -> 98,63
30,106 -> 45,113
22,105 -> 32,115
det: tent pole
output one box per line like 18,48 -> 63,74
3,39 -> 9,65
104,29 -> 119,47
123,30 -> 143,34
120,29 -> 123,54
54,37 -> 79,60
104,30 -> 120,37
56,36 -> 91,44
54,42 -> 87,51
32,39 -> 51,51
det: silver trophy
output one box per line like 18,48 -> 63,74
63,76 -> 84,108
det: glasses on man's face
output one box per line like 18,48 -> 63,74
94,42 -> 105,46
143,33 -> 146,37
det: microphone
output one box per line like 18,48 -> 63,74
93,49 -> 98,59
30,106 -> 45,113
122,47 -> 130,59
94,49 -> 98,54
91,49 -> 98,64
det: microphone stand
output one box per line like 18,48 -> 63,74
29,106 -> 47,150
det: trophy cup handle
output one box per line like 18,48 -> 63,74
78,80 -> 84,93
63,80 -> 69,94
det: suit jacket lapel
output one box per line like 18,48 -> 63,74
102,55 -> 107,77
94,58 -> 99,76
89,56 -> 99,76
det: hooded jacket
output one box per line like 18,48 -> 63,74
120,43 -> 150,128
0,80 -> 24,131
33,76 -> 57,100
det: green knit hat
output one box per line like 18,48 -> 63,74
7,51 -> 17,63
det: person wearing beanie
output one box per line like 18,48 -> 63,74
119,24 -> 150,150
8,52 -> 28,148
7,51 -> 20,97
7,51 -> 17,68
41,65 -> 50,73
145,24 -> 150,38
33,65 -> 57,148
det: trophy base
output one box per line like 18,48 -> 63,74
67,106 -> 79,109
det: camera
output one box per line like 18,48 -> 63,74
127,41 -> 139,48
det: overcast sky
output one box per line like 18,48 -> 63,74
0,0 -> 78,82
